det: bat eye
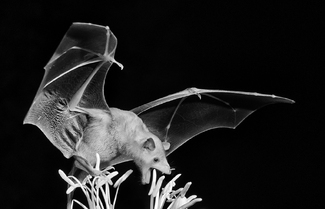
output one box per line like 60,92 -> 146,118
153,157 -> 160,163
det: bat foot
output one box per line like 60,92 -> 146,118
74,156 -> 103,176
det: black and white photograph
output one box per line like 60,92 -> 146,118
1,1 -> 322,209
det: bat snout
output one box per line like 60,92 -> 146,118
153,161 -> 171,175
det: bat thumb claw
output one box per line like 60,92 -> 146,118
112,59 -> 124,70
187,87 -> 201,99
163,141 -> 170,151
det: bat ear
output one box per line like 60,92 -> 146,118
143,138 -> 156,151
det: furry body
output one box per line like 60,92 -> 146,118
73,107 -> 171,183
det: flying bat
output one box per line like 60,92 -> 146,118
23,22 -> 294,185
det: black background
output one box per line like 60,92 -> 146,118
1,1 -> 323,209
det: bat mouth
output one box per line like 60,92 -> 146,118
142,168 -> 152,184
142,167 -> 171,184
142,168 -> 162,184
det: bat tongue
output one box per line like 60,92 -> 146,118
142,169 -> 151,184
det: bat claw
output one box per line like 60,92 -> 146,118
112,59 -> 124,70
163,141 -> 170,150
74,155 -> 103,176
186,87 -> 201,99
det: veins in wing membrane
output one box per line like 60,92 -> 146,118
39,90 -> 89,155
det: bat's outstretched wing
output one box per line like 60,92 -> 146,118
23,23 -> 122,158
131,88 -> 294,156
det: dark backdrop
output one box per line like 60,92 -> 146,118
1,1 -> 322,209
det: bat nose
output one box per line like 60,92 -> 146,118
154,161 -> 171,175
164,168 -> 171,174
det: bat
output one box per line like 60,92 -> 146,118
23,22 -> 294,186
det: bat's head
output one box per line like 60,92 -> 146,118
117,109 -> 171,184
136,136 -> 171,184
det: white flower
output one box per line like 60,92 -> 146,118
59,153 -> 132,209
167,182 -> 202,209
59,154 -> 202,209
148,169 -> 202,209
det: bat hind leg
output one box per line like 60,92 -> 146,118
74,155 -> 102,176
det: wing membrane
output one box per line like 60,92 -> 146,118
23,23 -> 121,158
132,88 -> 294,156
